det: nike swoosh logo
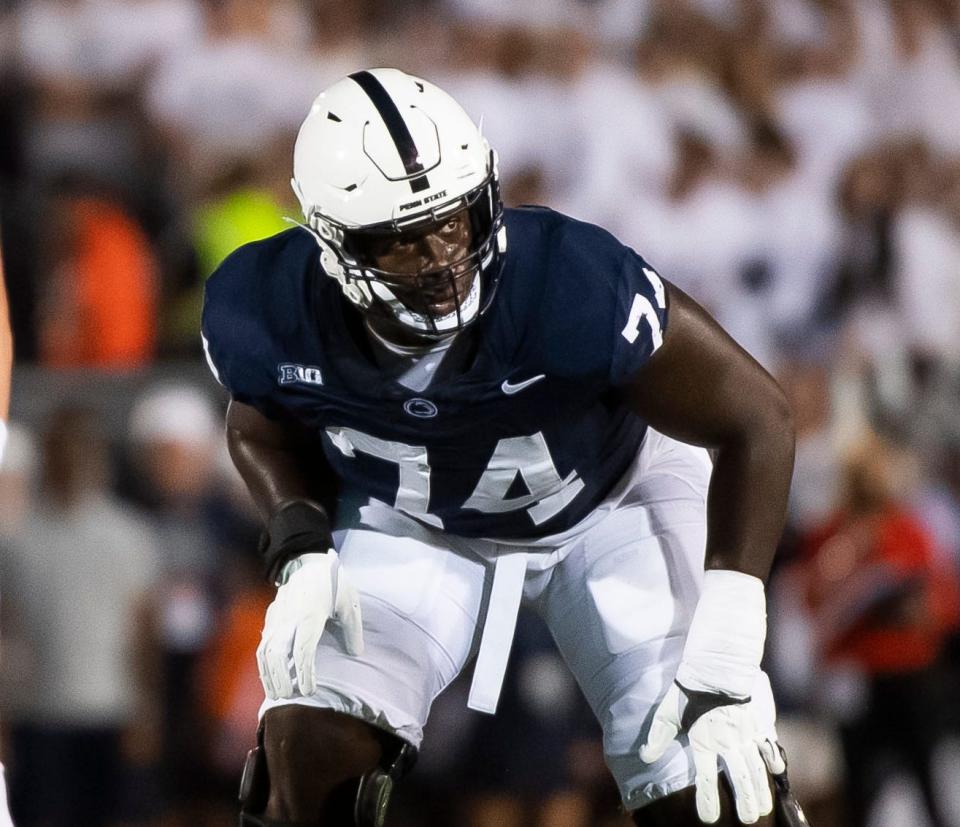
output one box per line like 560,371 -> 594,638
501,374 -> 546,395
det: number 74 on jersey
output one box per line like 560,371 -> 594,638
326,426 -> 585,529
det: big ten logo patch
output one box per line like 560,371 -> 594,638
278,364 -> 324,386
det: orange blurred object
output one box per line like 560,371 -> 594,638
40,196 -> 157,368
802,508 -> 960,674
201,588 -> 271,723
198,585 -> 273,771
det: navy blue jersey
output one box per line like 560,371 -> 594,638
202,207 -> 668,539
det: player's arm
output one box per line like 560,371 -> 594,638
226,399 -> 363,700
630,283 -> 796,825
625,282 -> 795,581
0,226 -> 12,462
0,269 -> 10,421
226,399 -> 329,525
0,224 -> 16,827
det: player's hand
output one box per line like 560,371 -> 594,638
640,677 -> 784,824
639,570 -> 774,823
256,551 -> 364,700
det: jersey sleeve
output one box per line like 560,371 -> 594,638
200,245 -> 285,420
534,214 -> 669,386
608,250 -> 669,386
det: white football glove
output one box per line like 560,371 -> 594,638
640,675 -> 786,824
256,551 -> 364,700
750,671 -> 788,781
640,570 -> 782,824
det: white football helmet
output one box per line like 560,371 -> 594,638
292,68 -> 507,339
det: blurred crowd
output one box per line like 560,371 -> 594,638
1,0 -> 960,825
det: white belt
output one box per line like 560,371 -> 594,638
468,551 -> 527,714
358,502 -> 527,715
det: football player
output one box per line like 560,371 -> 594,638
0,222 -> 16,827
0,222 -> 10,461
202,69 -> 807,826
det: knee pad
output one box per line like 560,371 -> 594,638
354,738 -> 417,827
239,724 -> 417,827
239,729 -> 270,816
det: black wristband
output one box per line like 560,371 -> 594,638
259,501 -> 334,584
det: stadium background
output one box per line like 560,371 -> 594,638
1,0 -> 960,825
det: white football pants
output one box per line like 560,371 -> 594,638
260,428 -> 751,809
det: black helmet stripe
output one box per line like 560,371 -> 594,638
350,70 -> 431,194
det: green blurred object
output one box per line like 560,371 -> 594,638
194,187 -> 290,279
168,188 -> 292,352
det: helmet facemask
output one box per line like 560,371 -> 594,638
311,168 -> 504,340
